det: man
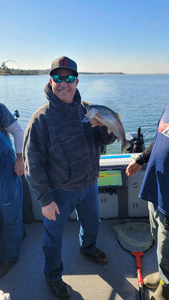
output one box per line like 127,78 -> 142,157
23,56 -> 116,299
0,103 -> 25,278
126,105 -> 169,300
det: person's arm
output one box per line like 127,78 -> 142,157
5,120 -> 24,176
5,120 -> 23,153
135,141 -> 154,165
14,153 -> 24,177
126,141 -> 154,177
23,123 -> 60,220
23,126 -> 51,206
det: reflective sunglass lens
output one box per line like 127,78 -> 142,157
52,75 -> 61,83
65,76 -> 76,83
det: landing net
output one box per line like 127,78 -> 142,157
114,221 -> 154,253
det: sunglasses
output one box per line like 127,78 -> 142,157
52,75 -> 76,83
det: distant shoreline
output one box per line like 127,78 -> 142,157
0,69 -> 124,76
0,69 -> 168,76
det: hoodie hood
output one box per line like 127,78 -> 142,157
44,82 -> 81,112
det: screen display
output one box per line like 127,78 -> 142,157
97,169 -> 123,187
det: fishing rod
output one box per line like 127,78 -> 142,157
0,60 -> 27,83
1,60 -> 23,71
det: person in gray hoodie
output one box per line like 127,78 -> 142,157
23,56 -> 116,299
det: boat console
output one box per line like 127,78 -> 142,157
26,153 -> 148,222
70,153 -> 148,220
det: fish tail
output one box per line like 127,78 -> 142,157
121,141 -> 130,154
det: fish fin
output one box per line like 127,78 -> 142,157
85,112 -> 91,117
117,113 -> 121,120
82,116 -> 90,123
107,128 -> 112,134
81,100 -> 92,108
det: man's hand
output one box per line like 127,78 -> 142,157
14,154 -> 24,177
126,160 -> 141,177
89,116 -> 103,128
42,201 -> 60,221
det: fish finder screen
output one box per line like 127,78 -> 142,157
98,170 -> 123,187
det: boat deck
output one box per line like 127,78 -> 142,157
0,218 -> 157,300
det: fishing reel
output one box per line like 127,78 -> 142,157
13,109 -> 20,119
126,127 -> 145,153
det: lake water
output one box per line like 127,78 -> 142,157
0,74 -> 169,154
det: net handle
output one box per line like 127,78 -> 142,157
132,252 -> 145,299
132,251 -> 144,269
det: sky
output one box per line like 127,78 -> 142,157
1,0 -> 169,74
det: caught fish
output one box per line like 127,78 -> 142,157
83,104 -> 130,154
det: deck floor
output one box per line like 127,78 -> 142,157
0,219 -> 157,300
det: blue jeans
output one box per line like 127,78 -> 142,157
42,182 -> 100,281
148,202 -> 169,285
